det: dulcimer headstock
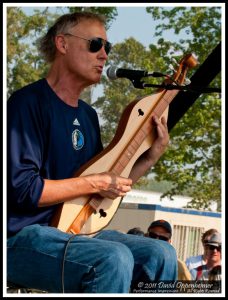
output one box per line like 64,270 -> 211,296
168,53 -> 199,86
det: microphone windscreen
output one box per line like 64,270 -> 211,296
106,66 -> 117,80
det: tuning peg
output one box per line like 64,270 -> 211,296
184,78 -> 191,85
168,64 -> 176,72
171,57 -> 178,66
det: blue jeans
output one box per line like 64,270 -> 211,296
7,225 -> 177,293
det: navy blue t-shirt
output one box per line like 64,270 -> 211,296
7,79 -> 103,237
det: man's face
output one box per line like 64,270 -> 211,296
148,226 -> 171,243
62,19 -> 109,86
204,244 -> 221,264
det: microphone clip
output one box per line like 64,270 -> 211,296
129,79 -> 145,89
129,72 -> 169,89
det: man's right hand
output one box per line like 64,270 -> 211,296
84,172 -> 132,199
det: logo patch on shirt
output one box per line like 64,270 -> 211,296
73,118 -> 80,126
72,129 -> 84,150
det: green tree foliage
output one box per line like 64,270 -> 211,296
7,7 -> 58,97
7,7 -> 56,96
145,6 -> 222,210
95,6 -> 222,210
146,6 -> 221,61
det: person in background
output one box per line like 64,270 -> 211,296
7,11 -> 177,293
146,219 -> 192,281
196,232 -> 221,280
127,227 -> 145,236
145,219 -> 172,241
185,228 -> 218,279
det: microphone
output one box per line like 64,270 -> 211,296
107,66 -> 148,80
106,66 -> 164,81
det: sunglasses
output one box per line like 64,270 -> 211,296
63,33 -> 112,55
206,245 -> 221,251
148,232 -> 169,241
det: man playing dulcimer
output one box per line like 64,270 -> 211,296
7,11 -> 181,293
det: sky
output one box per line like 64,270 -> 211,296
107,6 -> 161,47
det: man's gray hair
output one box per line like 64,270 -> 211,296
38,12 -> 106,63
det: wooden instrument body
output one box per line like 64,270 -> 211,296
52,90 -> 169,234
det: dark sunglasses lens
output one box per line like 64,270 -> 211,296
149,232 -> 157,239
89,39 -> 102,52
149,232 -> 168,241
160,236 -> 169,241
104,42 -> 111,54
90,38 -> 111,55
209,245 -> 221,251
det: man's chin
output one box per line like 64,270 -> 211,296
92,76 -> 102,84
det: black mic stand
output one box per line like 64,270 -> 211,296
130,78 -> 221,94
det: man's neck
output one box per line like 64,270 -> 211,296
46,64 -> 85,107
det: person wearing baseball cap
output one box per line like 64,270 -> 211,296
145,219 -> 191,281
185,228 -> 218,280
196,232 -> 222,280
146,219 -> 172,242
205,232 -> 221,248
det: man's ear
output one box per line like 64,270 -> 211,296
55,35 -> 68,54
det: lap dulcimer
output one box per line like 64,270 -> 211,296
51,53 -> 198,235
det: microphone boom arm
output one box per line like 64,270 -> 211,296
130,79 -> 221,94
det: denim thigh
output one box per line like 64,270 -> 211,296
7,225 -> 134,293
95,230 -> 178,282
